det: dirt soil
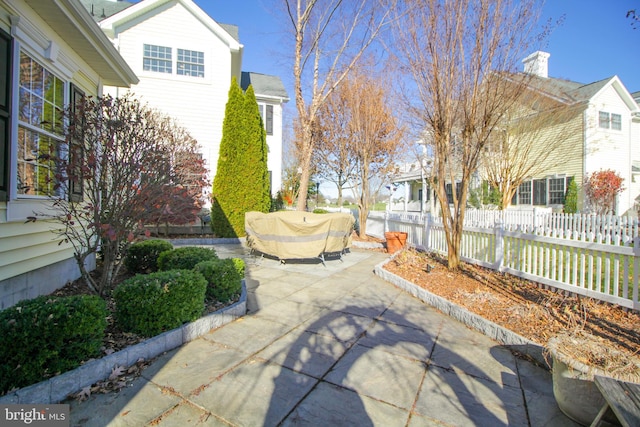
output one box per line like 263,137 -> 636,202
383,247 -> 640,374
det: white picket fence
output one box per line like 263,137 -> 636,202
367,211 -> 640,311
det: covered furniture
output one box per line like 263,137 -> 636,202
245,211 -> 354,262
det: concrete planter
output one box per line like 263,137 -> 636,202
548,335 -> 640,426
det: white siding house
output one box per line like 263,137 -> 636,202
0,0 -> 137,308
87,0 -> 289,198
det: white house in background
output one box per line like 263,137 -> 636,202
391,51 -> 640,216
83,0 -> 289,198
0,0 -> 137,308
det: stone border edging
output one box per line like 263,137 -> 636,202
0,281 -> 247,405
352,240 -> 385,250
373,256 -> 549,368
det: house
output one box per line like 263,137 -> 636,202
84,0 -> 289,198
391,51 -> 640,215
0,0 -> 138,308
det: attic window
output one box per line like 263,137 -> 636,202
143,44 -> 172,74
598,111 -> 622,130
177,49 -> 204,78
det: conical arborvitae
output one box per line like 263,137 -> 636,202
211,78 -> 271,237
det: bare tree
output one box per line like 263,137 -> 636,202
393,0 -> 544,269
41,94 -> 206,295
341,65 -> 404,237
313,80 -> 357,207
481,92 -> 582,209
284,0 -> 394,211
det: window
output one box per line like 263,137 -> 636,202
177,49 -> 204,77
518,181 -> 531,205
599,111 -> 622,130
258,104 -> 274,135
143,44 -> 172,74
611,113 -> 622,131
265,105 -> 273,135
548,177 -> 566,205
17,52 -> 65,197
599,111 -> 610,129
0,29 -> 11,201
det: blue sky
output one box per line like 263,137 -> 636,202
200,1 -> 640,94
198,0 -> 640,198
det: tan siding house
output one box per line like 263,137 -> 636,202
0,0 -> 137,309
391,51 -> 640,215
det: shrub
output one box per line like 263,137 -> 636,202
564,178 -> 578,214
194,258 -> 243,302
114,270 -> 207,337
313,208 -> 329,214
230,257 -> 245,278
124,239 -> 174,274
0,295 -> 107,393
157,246 -> 218,271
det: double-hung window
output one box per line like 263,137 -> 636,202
518,181 -> 531,205
17,52 -> 65,197
548,177 -> 566,205
258,104 -> 274,135
611,113 -> 622,130
177,49 -> 204,77
143,44 -> 172,74
143,45 -> 205,77
598,110 -> 622,130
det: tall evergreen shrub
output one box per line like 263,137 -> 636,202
564,177 -> 578,213
211,78 -> 271,237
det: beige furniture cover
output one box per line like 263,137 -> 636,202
245,211 -> 354,260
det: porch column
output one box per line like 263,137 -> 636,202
404,182 -> 409,212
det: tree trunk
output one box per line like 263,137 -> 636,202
296,123 -> 314,211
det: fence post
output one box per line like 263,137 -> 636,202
384,211 -> 389,234
424,213 -> 431,251
494,220 -> 504,271
634,236 -> 640,305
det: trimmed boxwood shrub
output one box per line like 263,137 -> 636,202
124,239 -> 174,274
0,295 -> 107,394
114,269 -> 207,337
157,246 -> 218,271
194,258 -> 243,302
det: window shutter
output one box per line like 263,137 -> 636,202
69,84 -> 85,202
266,104 -> 273,135
0,29 -> 11,201
533,179 -> 547,205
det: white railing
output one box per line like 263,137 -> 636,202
367,211 -> 640,311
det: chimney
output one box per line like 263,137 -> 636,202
522,51 -> 550,78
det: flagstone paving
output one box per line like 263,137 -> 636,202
69,246 -> 578,426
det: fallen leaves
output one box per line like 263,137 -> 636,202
71,358 -> 152,401
384,248 -> 640,357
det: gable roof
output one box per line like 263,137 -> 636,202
21,0 -> 138,87
97,0 -> 242,53
79,0 -> 135,21
241,72 -> 289,102
522,74 -> 638,112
